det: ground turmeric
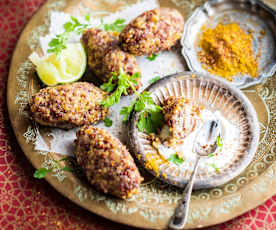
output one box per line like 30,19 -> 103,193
198,23 -> 258,81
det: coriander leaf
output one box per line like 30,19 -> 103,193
48,38 -> 60,47
84,14 -> 90,22
120,101 -> 135,122
64,22 -> 74,32
208,153 -> 215,158
114,18 -> 126,24
104,117 -> 113,127
207,163 -> 220,172
100,75 -> 117,92
216,136 -> 223,148
150,110 -> 164,127
149,76 -> 161,84
100,71 -> 140,107
168,154 -> 184,165
33,168 -> 52,179
70,16 -> 81,26
137,111 -> 155,133
62,166 -> 74,172
146,53 -> 158,61
131,72 -> 141,81
135,91 -> 164,134
101,18 -> 126,33
134,98 -> 145,112
59,157 -> 71,162
47,16 -> 90,54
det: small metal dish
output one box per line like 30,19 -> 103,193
129,72 -> 259,189
181,0 -> 276,89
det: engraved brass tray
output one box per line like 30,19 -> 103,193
7,0 -> 276,229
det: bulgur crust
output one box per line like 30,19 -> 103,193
28,82 -> 108,129
161,96 -> 202,146
75,126 -> 143,199
82,28 -> 119,78
82,28 -> 141,93
120,8 -> 184,56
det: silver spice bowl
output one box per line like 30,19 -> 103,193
181,0 -> 276,89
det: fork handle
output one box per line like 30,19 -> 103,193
169,156 -> 201,230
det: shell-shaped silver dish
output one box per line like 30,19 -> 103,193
181,0 -> 276,89
129,72 -> 259,189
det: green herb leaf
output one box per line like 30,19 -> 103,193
104,117 -> 113,127
216,136 -> 223,148
101,18 -> 126,33
33,168 -> 52,179
58,157 -> 71,162
146,53 -> 158,61
100,75 -> 117,93
100,71 -> 140,107
207,163 -> 220,172
62,166 -> 74,172
208,153 -> 215,158
168,154 -> 184,165
135,91 -> 163,134
84,14 -> 90,22
149,76 -> 161,84
120,101 -> 135,122
47,15 -> 90,54
137,111 -> 154,133
63,22 -> 74,32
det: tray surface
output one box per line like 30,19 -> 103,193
7,0 -> 276,229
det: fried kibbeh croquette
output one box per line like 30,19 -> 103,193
75,126 -> 143,199
161,96 -> 202,146
28,82 -> 108,129
81,28 -> 119,78
120,8 -> 184,56
81,28 -> 141,93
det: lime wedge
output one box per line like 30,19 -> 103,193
29,42 -> 86,86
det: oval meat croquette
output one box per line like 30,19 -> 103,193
28,82 -> 108,129
81,28 -> 119,79
120,8 -> 184,56
82,28 -> 141,92
75,126 -> 143,199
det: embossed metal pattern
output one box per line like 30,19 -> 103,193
5,0 -> 276,229
181,0 -> 276,89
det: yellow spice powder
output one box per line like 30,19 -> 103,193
198,23 -> 258,81
145,152 -> 167,177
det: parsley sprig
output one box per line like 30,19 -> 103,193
130,92 -> 163,134
104,117 -> 113,127
100,71 -> 140,107
100,70 -> 164,134
33,157 -> 73,179
168,153 -> 184,165
207,163 -> 220,173
47,16 -> 90,54
149,76 -> 161,84
100,18 -> 126,33
146,53 -> 158,61
216,136 -> 223,149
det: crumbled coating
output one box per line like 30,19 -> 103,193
82,28 -> 141,93
162,96 -> 203,146
82,28 -> 119,78
75,126 -> 143,199
120,8 -> 184,56
28,82 -> 108,129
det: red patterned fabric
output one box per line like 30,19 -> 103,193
0,1 -> 275,229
